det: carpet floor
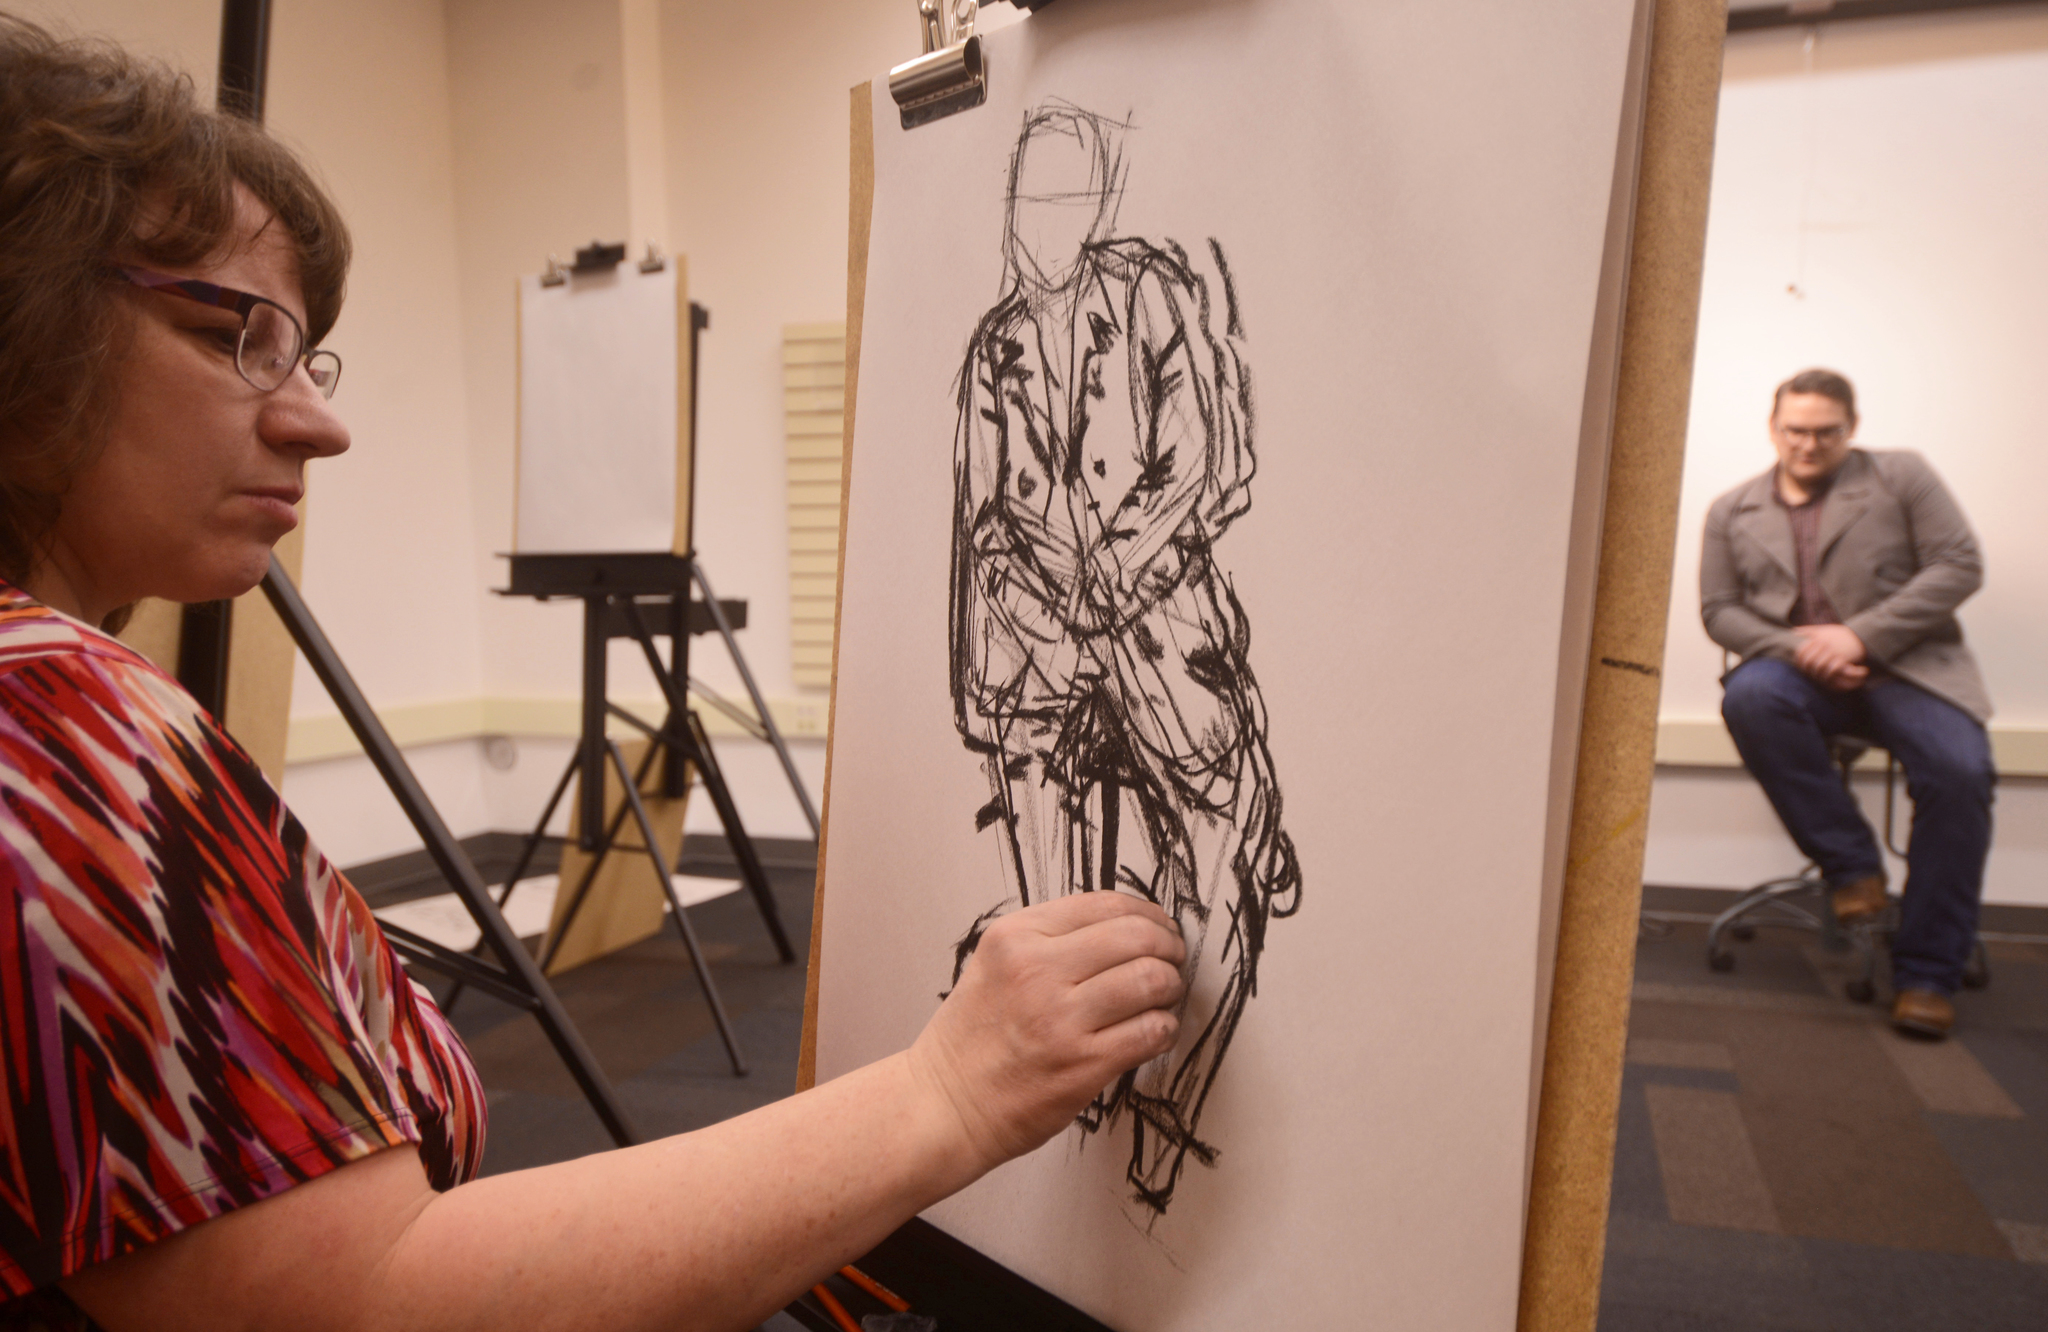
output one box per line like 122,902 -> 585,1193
1603,902 -> 2048,1331
412,859 -> 816,1177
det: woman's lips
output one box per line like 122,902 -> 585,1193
242,489 -> 302,529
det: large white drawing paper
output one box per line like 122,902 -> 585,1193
814,0 -> 1647,1326
515,265 -> 679,553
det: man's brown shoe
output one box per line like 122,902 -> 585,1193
1830,874 -> 1889,925
1891,989 -> 1954,1040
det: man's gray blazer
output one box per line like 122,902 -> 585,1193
1700,448 -> 1991,723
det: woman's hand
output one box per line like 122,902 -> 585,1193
906,892 -> 1187,1173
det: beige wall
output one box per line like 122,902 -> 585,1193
1662,9 -> 2048,728
444,0 -> 635,705
261,0 -> 495,846
284,0 -> 940,861
9,0 -> 216,90
656,0 -> 913,701
1647,8 -> 2048,905
268,0 -> 486,710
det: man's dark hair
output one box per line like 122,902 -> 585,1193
1771,368 -> 1857,423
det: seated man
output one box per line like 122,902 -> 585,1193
1701,368 -> 1994,1040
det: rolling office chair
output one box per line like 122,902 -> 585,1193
1703,735 -> 1990,1002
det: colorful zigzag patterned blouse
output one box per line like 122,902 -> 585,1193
0,583 -> 485,1319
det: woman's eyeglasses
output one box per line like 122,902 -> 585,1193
115,267 -> 342,400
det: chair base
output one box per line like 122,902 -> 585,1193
1705,868 -> 1884,1001
1703,869 -> 1991,1001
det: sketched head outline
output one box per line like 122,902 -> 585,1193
1002,102 -> 1128,293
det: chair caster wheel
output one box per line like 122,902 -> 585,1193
1845,979 -> 1876,1003
1708,950 -> 1735,973
1731,925 -> 1756,942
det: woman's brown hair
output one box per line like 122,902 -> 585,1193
0,15 -> 350,587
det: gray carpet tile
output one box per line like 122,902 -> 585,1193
1600,1218 -> 1835,1331
1605,918 -> 2048,1330
416,862 -> 816,1178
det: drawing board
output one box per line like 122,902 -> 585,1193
809,1 -> 1693,1328
514,260 -> 691,555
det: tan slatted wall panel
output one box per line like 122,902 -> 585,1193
785,322 -> 847,690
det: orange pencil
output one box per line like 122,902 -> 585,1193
810,1283 -> 863,1332
840,1265 -> 912,1313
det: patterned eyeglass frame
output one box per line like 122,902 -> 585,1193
114,266 -> 342,399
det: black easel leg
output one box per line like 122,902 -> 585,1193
691,560 -> 820,836
682,711 -> 797,964
262,559 -> 638,1146
493,752 -> 579,912
606,740 -> 749,1076
443,749 -> 580,1015
615,602 -> 795,965
537,738 -> 660,976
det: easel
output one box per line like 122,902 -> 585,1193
450,255 -> 813,1075
460,551 -> 800,1076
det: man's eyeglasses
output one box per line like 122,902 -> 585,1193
1776,423 -> 1849,446
115,267 -> 342,400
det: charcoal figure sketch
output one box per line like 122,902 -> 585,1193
947,101 -> 1302,1216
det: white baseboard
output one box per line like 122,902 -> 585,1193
286,693 -> 830,765
286,696 -> 2043,777
1656,717 -> 2048,777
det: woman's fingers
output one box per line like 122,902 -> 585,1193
1069,952 -> 1187,1035
978,892 -> 1185,979
1089,1005 -> 1182,1071
1015,887 -> 1179,937
1028,907 -> 1187,987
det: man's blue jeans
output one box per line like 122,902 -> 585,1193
1720,657 -> 1995,995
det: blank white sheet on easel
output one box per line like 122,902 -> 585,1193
515,265 -> 680,553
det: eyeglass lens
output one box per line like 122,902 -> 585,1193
304,350 -> 342,400
239,302 -> 303,392
236,303 -> 340,400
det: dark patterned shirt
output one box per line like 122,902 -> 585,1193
1773,471 -> 1841,626
0,584 -> 484,1326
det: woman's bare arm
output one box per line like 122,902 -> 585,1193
64,892 -> 1187,1332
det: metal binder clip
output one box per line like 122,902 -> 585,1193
638,241 -> 667,274
890,0 -> 985,130
541,254 -> 568,287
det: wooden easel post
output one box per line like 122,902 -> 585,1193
1516,1 -> 1726,1328
796,80 -> 874,1097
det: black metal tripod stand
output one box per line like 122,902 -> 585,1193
260,558 -> 640,1145
450,552 -> 798,1076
